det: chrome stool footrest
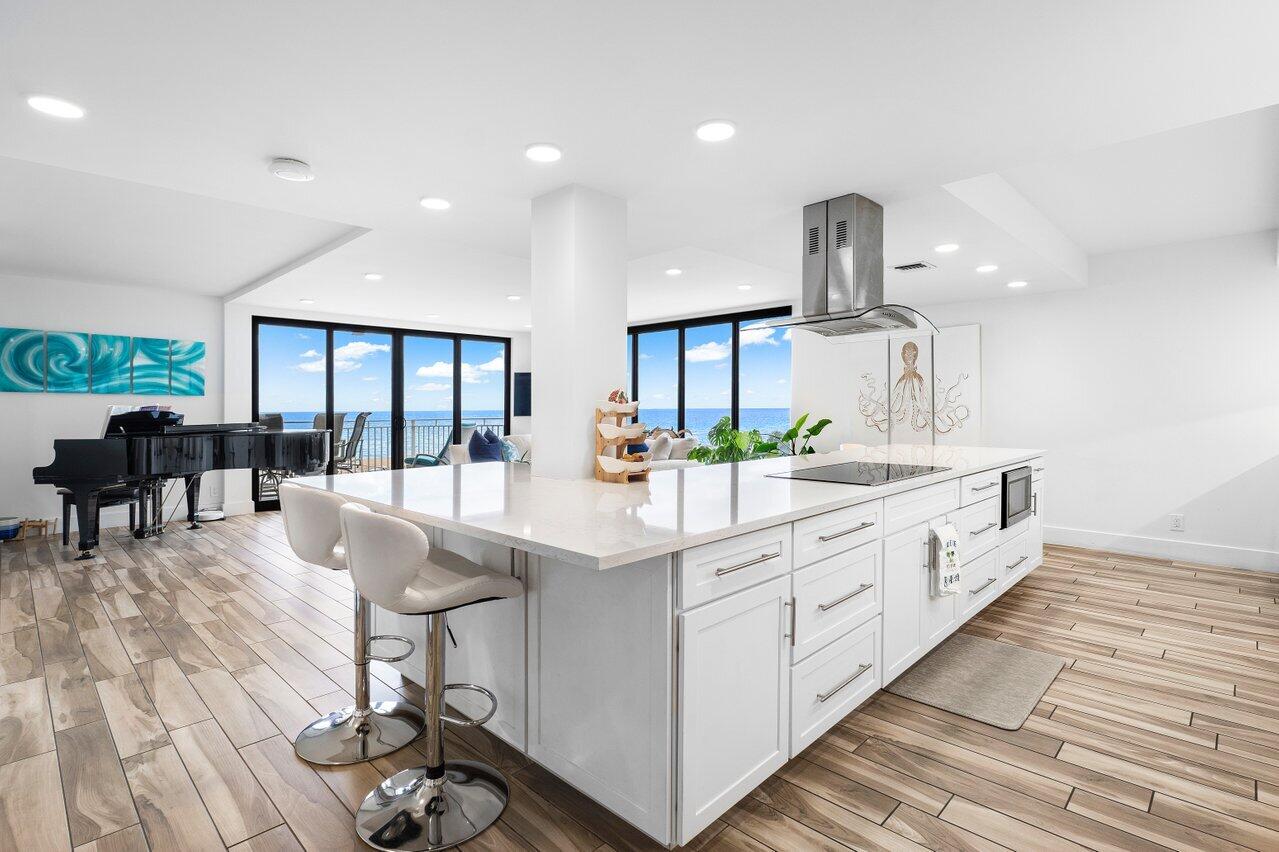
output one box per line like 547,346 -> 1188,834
441,683 -> 497,727
365,634 -> 415,663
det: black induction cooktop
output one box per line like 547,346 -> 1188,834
767,461 -> 950,486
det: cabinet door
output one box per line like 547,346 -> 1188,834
677,575 -> 790,845
922,517 -> 959,650
1028,477 -> 1045,570
882,523 -> 927,684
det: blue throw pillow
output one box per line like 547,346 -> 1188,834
468,429 -> 503,462
626,442 -> 649,454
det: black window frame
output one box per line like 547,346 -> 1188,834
251,315 -> 511,510
628,305 -> 791,432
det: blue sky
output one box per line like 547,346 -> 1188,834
628,321 -> 792,409
257,324 -> 506,414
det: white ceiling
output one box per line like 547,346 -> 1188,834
0,156 -> 358,294
3,1 -> 1279,324
1002,104 -> 1279,254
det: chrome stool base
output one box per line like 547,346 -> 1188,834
293,700 -> 426,766
356,759 -> 509,851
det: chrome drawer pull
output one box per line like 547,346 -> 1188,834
715,551 -> 781,577
817,520 -> 875,542
1033,466 -> 1045,472
818,583 -> 874,612
1006,555 -> 1028,571
818,663 -> 873,702
969,577 -> 997,596
971,482 -> 999,492
970,522 -> 997,537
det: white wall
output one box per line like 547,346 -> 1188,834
926,230 -> 1279,569
0,273 -> 224,531
223,300 -> 530,513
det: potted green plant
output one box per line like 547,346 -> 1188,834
685,413 -> 832,465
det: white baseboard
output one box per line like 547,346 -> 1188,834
1045,525 -> 1279,573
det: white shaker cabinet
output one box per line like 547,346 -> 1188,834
881,522 -> 929,683
676,575 -> 791,845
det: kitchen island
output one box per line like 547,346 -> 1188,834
293,443 -> 1046,846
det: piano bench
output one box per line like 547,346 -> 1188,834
58,487 -> 142,547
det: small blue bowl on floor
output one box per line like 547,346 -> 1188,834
0,518 -> 21,541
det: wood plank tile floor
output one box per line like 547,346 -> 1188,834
2,516 -> 1277,851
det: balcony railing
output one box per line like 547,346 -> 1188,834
258,416 -> 506,500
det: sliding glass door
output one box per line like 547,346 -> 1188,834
252,317 -> 510,509
629,307 -> 791,437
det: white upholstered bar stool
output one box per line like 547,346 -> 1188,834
278,483 -> 426,764
340,503 -> 523,852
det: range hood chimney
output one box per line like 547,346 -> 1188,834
766,193 -> 937,338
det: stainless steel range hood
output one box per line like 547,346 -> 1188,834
765,193 -> 937,337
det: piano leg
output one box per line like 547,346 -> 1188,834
133,480 -> 165,540
72,490 -> 100,560
186,473 -> 203,530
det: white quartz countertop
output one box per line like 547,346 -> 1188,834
292,444 -> 1043,570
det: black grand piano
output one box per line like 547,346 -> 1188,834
33,409 -> 329,559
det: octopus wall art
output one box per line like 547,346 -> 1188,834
857,336 -> 973,440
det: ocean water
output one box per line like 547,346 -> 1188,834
272,408 -> 793,444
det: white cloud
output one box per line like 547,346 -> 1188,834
362,376 -> 378,382
650,392 -> 667,400
776,378 -> 788,384
415,361 -> 452,378
782,329 -> 793,341
739,323 -> 780,347
416,382 -> 450,392
296,340 -> 389,374
333,341 -> 390,360
638,353 -> 652,360
414,358 -> 499,384
685,340 -> 730,362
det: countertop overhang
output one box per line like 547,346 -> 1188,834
291,444 -> 1044,570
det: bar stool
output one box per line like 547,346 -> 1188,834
340,503 -> 523,851
278,483 -> 426,765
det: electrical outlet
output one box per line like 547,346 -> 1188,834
1169,514 -> 1185,532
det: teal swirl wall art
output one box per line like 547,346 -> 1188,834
0,328 -> 46,392
0,328 -> 205,396
90,334 -> 132,394
45,331 -> 91,393
131,337 -> 171,394
169,339 -> 206,396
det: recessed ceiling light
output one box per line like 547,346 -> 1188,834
506,294 -> 522,301
737,284 -> 752,291
524,143 -> 562,163
665,268 -> 683,277
425,314 -> 440,319
933,243 -> 959,253
420,196 -> 451,211
523,324 -> 533,329
363,272 -> 383,281
269,157 -> 314,182
1007,280 -> 1028,289
696,120 -> 736,142
27,95 -> 85,119
298,298 -> 315,304
975,264 -> 998,273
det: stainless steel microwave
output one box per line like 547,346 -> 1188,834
1002,465 -> 1033,528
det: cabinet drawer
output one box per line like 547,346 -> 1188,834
793,500 -> 883,568
884,480 -> 961,535
678,525 -> 792,610
999,530 -> 1033,590
792,539 -> 881,663
959,469 -> 1002,506
957,496 -> 1001,562
791,615 -> 880,755
1031,458 -> 1047,482
960,548 -> 1001,620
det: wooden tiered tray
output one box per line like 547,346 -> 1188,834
594,404 -> 650,484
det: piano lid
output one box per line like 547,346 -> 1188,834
103,408 -> 184,436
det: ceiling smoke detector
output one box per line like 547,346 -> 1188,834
269,158 -> 315,182
891,261 -> 937,272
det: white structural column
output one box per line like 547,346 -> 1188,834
530,185 -> 628,479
